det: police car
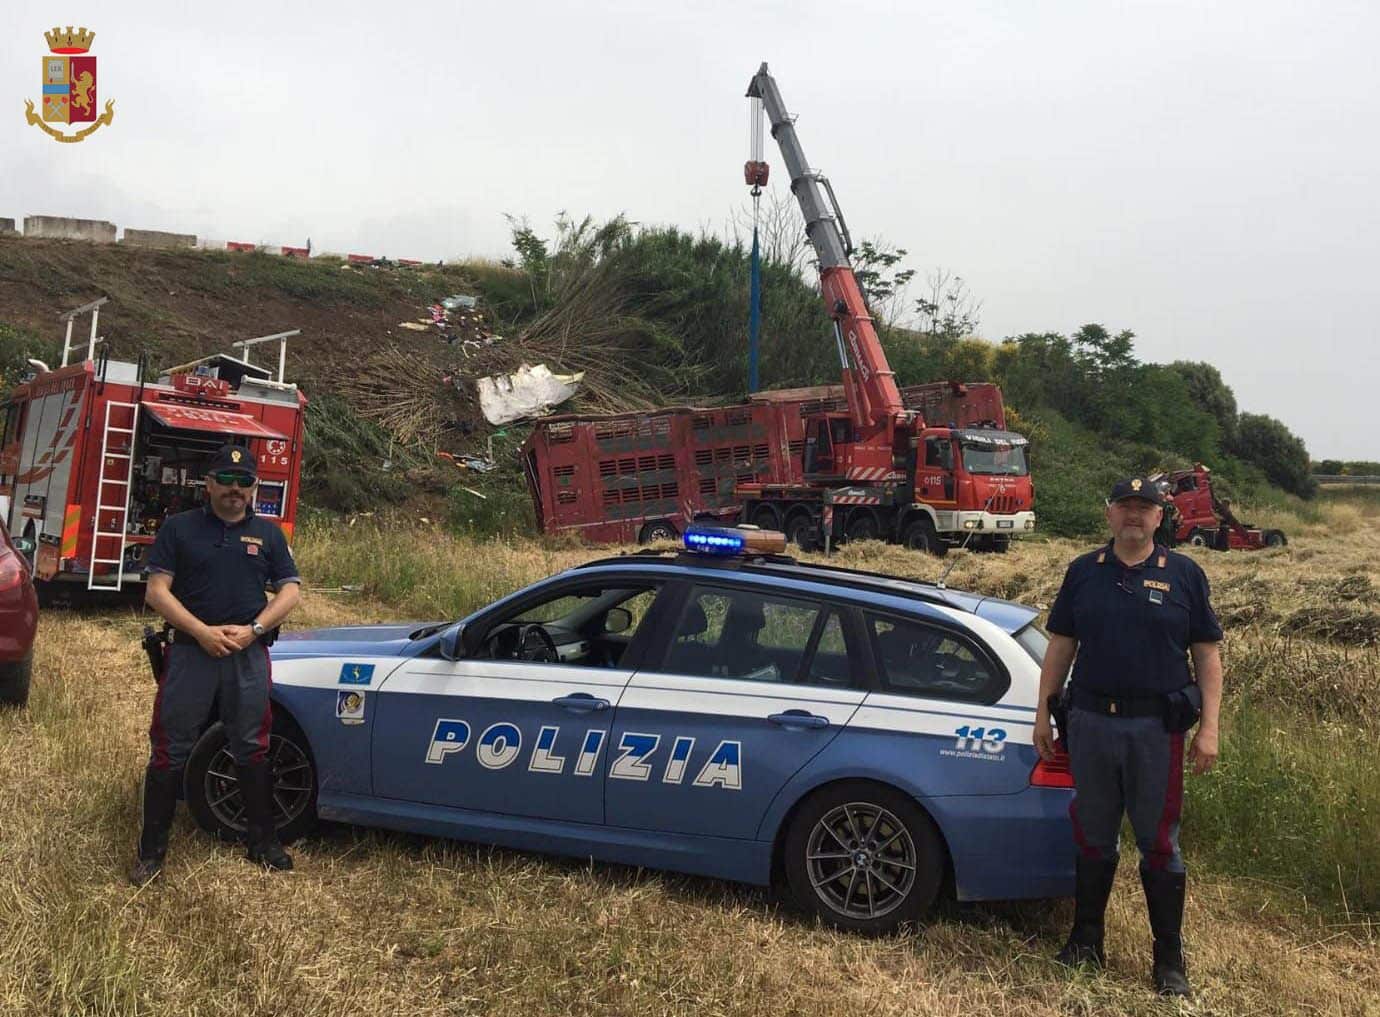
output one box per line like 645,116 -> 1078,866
182,527 -> 1074,933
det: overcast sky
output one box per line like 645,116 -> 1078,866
3,0 -> 1376,458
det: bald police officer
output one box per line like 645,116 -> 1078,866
129,444 -> 302,885
1033,477 -> 1223,997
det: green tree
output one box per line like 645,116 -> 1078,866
1232,412 -> 1316,498
1169,361 -> 1238,448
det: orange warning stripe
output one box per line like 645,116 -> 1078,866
61,503 -> 82,557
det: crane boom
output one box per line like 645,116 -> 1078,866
746,62 -> 905,430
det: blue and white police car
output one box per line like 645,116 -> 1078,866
182,527 -> 1074,933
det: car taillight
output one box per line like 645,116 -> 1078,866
1030,747 -> 1075,788
0,551 -> 25,593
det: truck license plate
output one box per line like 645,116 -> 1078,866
997,520 -> 1014,529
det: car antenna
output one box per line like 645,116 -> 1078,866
934,492 -> 998,589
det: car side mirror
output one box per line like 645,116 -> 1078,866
438,622 -> 469,661
605,607 -> 632,634
12,536 -> 36,558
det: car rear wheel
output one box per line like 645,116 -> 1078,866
1187,528 -> 1211,547
784,781 -> 944,934
184,718 -> 318,844
1264,529 -> 1287,547
0,653 -> 32,708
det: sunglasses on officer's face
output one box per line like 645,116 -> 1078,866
210,471 -> 257,488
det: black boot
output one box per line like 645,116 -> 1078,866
1055,856 -> 1118,969
239,761 -> 294,871
129,766 -> 181,885
1141,867 -> 1191,997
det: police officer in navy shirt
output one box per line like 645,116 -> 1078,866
129,444 -> 302,885
1033,477 -> 1223,997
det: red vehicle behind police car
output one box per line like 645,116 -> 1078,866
0,513 -> 38,706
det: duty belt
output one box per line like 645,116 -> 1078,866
1070,686 -> 1164,718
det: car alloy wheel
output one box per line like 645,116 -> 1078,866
199,732 -> 314,836
805,801 -> 918,921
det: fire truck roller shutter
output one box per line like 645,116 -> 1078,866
144,405 -> 288,440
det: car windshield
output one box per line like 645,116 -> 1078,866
960,441 -> 1028,476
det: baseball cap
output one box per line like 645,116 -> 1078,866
1108,476 -> 1164,506
206,443 -> 258,478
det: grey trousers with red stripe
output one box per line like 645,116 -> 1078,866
149,640 -> 273,772
1066,706 -> 1186,873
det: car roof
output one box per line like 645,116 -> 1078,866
569,550 -> 1040,635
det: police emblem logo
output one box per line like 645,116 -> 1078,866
230,449 -> 243,464
24,26 -> 116,143
1131,478 -> 1143,492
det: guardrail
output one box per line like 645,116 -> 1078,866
1314,474 -> 1380,485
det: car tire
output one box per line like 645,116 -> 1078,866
638,520 -> 678,544
749,504 -> 781,532
784,781 -> 945,934
0,653 -> 33,708
901,517 -> 948,557
1264,529 -> 1287,547
184,717 -> 318,844
784,510 -> 817,550
845,510 -> 881,544
1187,528 -> 1211,548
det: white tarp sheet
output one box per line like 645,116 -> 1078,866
477,363 -> 584,425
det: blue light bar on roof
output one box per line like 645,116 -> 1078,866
683,525 -> 787,556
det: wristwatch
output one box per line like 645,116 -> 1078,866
251,621 -> 267,639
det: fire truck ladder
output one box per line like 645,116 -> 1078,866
88,401 -> 140,592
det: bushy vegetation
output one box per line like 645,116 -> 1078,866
0,320 -> 60,391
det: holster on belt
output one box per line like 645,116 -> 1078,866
1163,683 -> 1203,733
1047,687 -> 1071,751
140,624 -> 171,683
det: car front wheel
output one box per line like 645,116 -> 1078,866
184,718 -> 318,843
784,781 -> 944,934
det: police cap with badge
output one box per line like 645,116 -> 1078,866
207,443 -> 258,479
1106,476 -> 1164,506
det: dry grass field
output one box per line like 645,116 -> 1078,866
3,493 -> 1378,1016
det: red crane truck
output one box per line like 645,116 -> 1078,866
0,300 -> 307,596
734,63 -> 1034,555
521,380 -> 1026,549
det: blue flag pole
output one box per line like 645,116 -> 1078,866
749,223 -> 761,393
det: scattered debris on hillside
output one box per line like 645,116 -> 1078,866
477,363 -> 584,425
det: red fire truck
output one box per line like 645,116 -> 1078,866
0,300 -> 307,595
522,380 -> 1029,550
1152,464 -> 1287,550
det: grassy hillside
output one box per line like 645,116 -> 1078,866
0,229 -> 1313,537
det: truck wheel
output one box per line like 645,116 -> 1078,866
184,718 -> 318,844
783,780 -> 945,934
845,511 -> 881,544
1187,529 -> 1211,548
901,518 -> 947,557
1264,529 -> 1287,547
638,520 -> 678,544
784,511 -> 818,551
750,505 -> 781,531
0,653 -> 33,708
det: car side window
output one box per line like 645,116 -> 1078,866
659,586 -> 828,684
866,613 -> 1006,703
805,611 -> 850,686
477,583 -> 660,668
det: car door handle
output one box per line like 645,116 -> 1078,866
553,694 -> 610,712
768,710 -> 829,729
